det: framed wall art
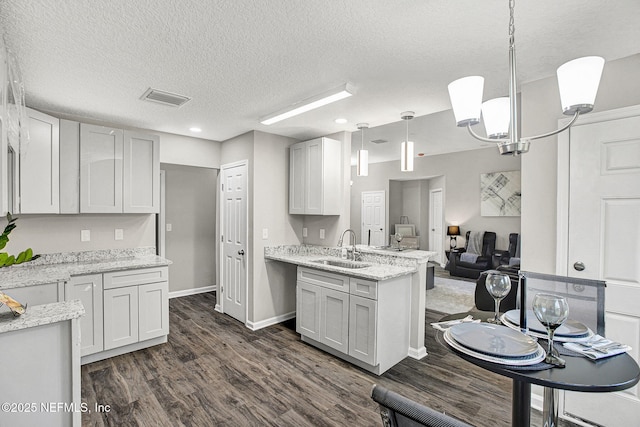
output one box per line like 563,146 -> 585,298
480,170 -> 521,216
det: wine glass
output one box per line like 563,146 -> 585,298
532,293 -> 569,367
485,271 -> 511,324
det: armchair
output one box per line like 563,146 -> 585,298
448,231 -> 496,279
493,233 -> 520,268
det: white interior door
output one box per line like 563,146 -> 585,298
361,191 -> 386,246
429,188 -> 444,264
221,161 -> 248,324
561,109 -> 640,426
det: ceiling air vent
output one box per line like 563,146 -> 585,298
370,139 -> 388,144
140,87 -> 191,107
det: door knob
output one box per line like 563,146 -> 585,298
238,249 -> 245,256
573,261 -> 585,271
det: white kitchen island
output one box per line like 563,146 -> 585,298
264,245 -> 435,374
0,300 -> 84,427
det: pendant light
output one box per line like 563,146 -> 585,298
400,111 -> 414,172
447,0 -> 604,156
356,123 -> 369,176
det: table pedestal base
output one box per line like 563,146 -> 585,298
513,380 -> 531,426
542,387 -> 559,427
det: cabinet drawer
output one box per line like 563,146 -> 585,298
297,267 -> 349,292
104,267 -> 168,289
349,277 -> 378,300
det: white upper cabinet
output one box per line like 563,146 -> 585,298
18,108 -> 60,213
71,123 -> 159,214
123,130 -> 159,213
289,137 -> 342,215
80,123 -> 123,213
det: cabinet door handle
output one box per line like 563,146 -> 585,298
238,249 -> 245,256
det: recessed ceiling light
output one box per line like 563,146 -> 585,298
335,118 -> 348,124
189,127 -> 202,133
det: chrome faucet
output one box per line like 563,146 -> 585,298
338,229 -> 358,261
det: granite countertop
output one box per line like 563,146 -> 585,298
265,245 -> 434,281
0,248 -> 171,291
0,300 -> 85,334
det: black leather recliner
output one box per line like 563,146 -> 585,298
448,231 -> 496,279
493,232 -> 520,268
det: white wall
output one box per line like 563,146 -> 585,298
351,147 -> 521,252
4,214 -> 155,255
521,53 -> 640,273
252,131 -> 301,323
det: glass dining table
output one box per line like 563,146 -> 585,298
438,310 -> 640,426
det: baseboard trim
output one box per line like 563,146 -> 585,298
408,346 -> 428,360
246,311 -> 296,331
214,304 -> 223,313
169,285 -> 216,299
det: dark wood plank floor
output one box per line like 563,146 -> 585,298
81,292 -> 574,426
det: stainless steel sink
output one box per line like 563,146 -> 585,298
311,259 -> 371,269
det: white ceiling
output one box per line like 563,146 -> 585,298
1,0 -> 639,164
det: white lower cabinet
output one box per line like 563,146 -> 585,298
103,267 -> 169,352
296,282 -> 321,340
62,266 -> 168,364
104,286 -> 139,350
65,274 -> 103,356
319,287 -> 349,353
348,295 -> 377,365
138,282 -> 170,341
296,266 -> 410,375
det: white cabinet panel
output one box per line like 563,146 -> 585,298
289,143 -> 306,214
123,131 -> 160,213
104,266 -> 168,289
66,274 -> 103,356
59,119 -> 80,214
103,286 -> 139,350
320,288 -> 349,353
289,137 -> 342,215
139,281 -> 169,341
296,281 -> 321,340
19,108 -> 59,213
1,282 -> 63,313
349,295 -> 377,365
80,124 -> 123,213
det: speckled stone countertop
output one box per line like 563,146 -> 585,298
0,247 -> 171,291
0,300 -> 85,334
264,245 -> 434,281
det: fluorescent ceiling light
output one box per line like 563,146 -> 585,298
189,127 -> 202,132
334,118 -> 348,124
260,83 -> 354,125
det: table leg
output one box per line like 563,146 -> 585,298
512,380 -> 531,426
542,387 -> 559,427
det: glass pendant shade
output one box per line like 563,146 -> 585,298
356,149 -> 369,176
557,56 -> 605,115
401,140 -> 414,172
448,76 -> 484,127
482,97 -> 510,139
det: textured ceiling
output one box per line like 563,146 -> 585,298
1,0 -> 639,164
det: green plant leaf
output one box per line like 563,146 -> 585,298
5,255 -> 15,266
24,248 -> 33,262
16,251 -> 26,264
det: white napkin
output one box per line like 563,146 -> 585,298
431,315 -> 480,331
563,335 -> 632,360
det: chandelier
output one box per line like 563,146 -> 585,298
447,0 -> 605,156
